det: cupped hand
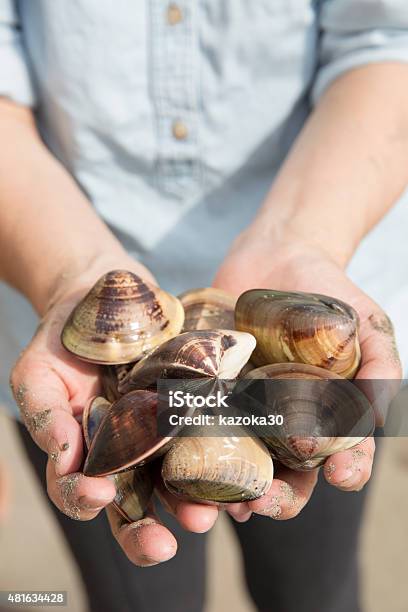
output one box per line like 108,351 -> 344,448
213,230 -> 402,519
10,264 -> 218,566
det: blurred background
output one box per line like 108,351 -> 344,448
1,405 -> 408,612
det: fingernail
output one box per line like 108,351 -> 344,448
138,554 -> 161,567
227,503 -> 251,522
157,549 -> 176,563
337,468 -> 354,484
78,495 -> 112,510
234,511 -> 252,523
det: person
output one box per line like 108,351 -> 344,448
0,1 -> 407,611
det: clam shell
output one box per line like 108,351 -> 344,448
179,288 -> 236,332
162,431 -> 273,503
113,467 -> 154,524
61,270 -> 184,365
82,396 -> 153,522
235,289 -> 361,378
83,390 -> 177,477
239,360 -> 257,378
100,364 -> 133,402
119,329 -> 256,394
243,363 -> 375,470
82,396 -> 112,448
156,298 -> 262,502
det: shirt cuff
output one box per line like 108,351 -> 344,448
0,25 -> 36,107
312,32 -> 408,104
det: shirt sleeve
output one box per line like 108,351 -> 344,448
0,0 -> 36,106
311,0 -> 408,104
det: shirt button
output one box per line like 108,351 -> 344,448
172,120 -> 188,140
167,4 -> 183,25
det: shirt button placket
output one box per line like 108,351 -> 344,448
167,3 -> 183,25
172,119 -> 188,140
150,1 -> 199,198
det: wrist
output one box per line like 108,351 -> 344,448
251,197 -> 359,270
214,219 -> 342,297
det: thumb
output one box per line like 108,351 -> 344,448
10,347 -> 99,477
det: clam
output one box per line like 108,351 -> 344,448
82,396 -> 153,522
179,288 -> 236,332
100,364 -> 132,402
239,360 -> 257,378
162,430 -> 273,503
235,289 -> 361,378
242,363 -> 375,470
82,396 -> 112,448
83,390 -> 180,477
61,270 -> 184,365
151,304 -> 262,502
119,329 -> 256,394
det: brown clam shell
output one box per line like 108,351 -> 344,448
179,288 -> 236,332
113,467 -> 154,524
243,363 -> 375,470
83,390 -> 179,477
82,396 -> 112,449
162,430 -> 273,503
151,299 -> 258,505
119,329 -> 256,394
82,396 -> 153,522
61,270 -> 184,365
100,363 -> 134,402
235,289 -> 361,378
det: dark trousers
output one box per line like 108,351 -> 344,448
18,423 -> 370,612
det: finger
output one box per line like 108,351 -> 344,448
249,467 -> 319,520
46,461 -> 116,520
224,502 -> 252,523
10,355 -> 98,477
323,437 -> 375,492
357,307 -> 402,426
106,504 -> 177,567
155,482 -> 218,533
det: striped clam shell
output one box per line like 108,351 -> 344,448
235,289 -> 361,379
161,431 -> 273,503
119,329 -> 256,394
243,363 -> 375,470
179,287 -> 236,332
61,270 -> 184,365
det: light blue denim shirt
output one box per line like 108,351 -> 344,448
1,0 -> 408,416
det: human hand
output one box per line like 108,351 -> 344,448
213,229 -> 401,520
10,260 -> 218,566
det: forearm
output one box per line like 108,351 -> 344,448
254,63 -> 408,267
0,100 -> 146,316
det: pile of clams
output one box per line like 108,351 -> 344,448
61,271 -> 374,521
